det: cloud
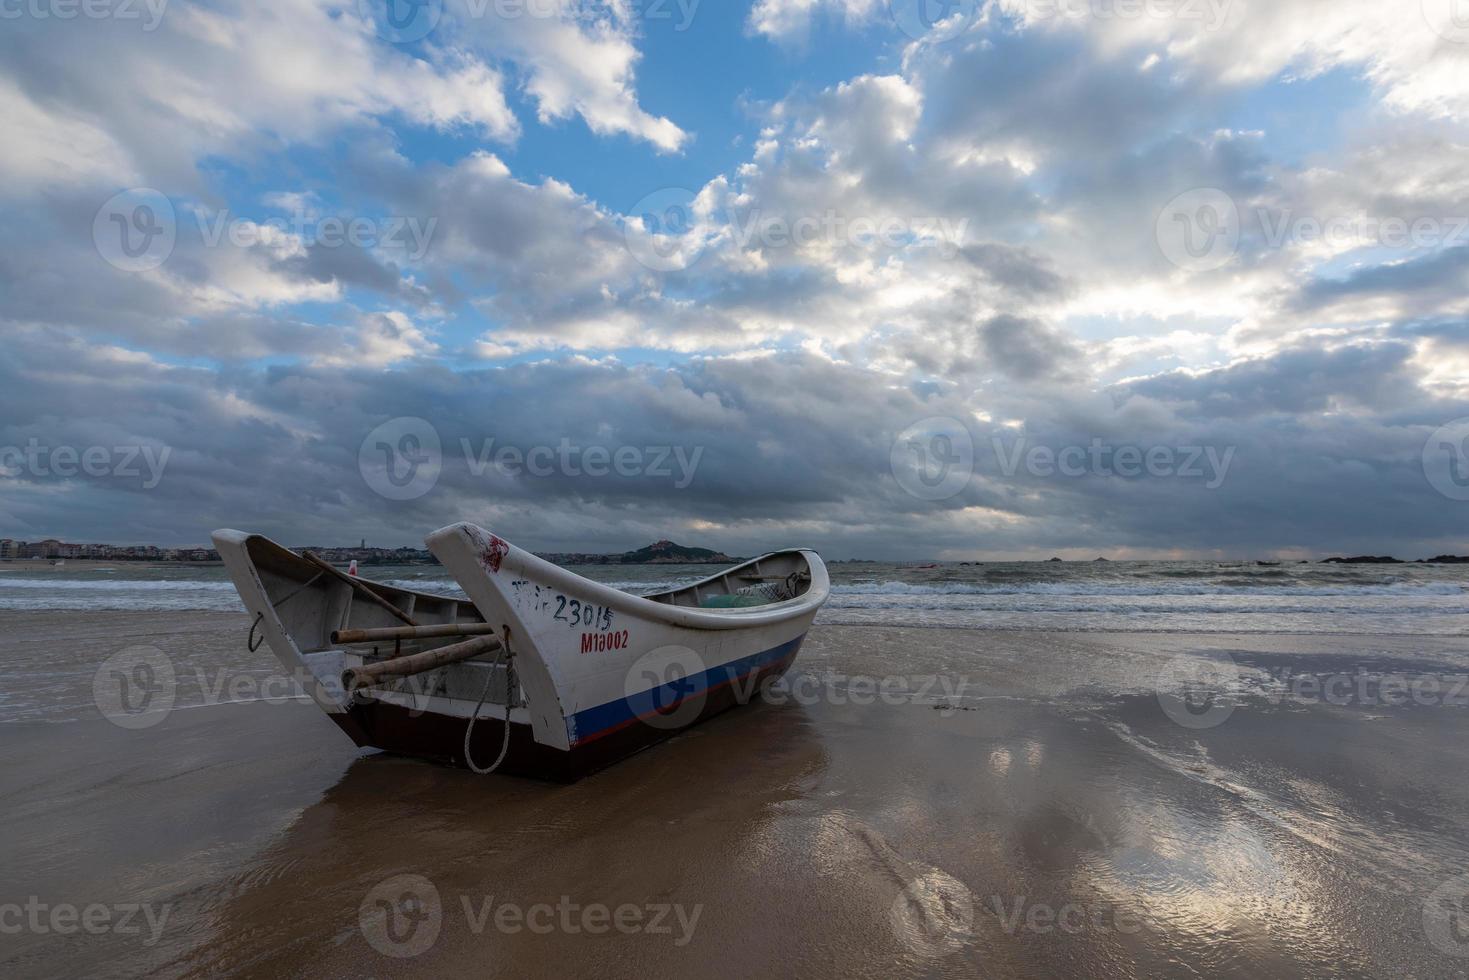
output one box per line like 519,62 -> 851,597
994,0 -> 1469,118
6,0 -> 1469,558
2,329 -> 1464,557
453,2 -> 688,152
747,0 -> 880,41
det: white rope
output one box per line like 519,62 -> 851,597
463,629 -> 515,775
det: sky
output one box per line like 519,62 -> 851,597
3,0 -> 1469,559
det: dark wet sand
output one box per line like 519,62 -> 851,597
3,612 -> 1469,978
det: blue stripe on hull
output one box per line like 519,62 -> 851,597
567,634 -> 806,746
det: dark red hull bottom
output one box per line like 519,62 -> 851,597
329,648 -> 799,781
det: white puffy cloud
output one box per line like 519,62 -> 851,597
992,0 -> 1469,118
747,0 -> 881,40
0,0 -> 685,199
451,2 -> 688,151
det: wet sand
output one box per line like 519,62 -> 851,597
3,612 -> 1469,978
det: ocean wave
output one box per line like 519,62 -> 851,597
0,596 -> 245,611
824,597 -> 1460,615
831,581 -> 1466,598
0,577 -> 237,591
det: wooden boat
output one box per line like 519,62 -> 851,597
212,525 -> 828,780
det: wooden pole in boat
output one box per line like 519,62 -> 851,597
332,623 -> 496,646
342,634 -> 503,691
301,551 -> 419,627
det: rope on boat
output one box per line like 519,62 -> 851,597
247,611 -> 266,652
247,573 -> 325,653
463,626 -> 516,776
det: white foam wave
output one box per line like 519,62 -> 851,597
0,577 -> 237,591
832,581 -> 1466,598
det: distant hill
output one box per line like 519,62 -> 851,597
536,540 -> 738,565
615,540 -> 735,564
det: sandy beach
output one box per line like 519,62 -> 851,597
3,611 -> 1469,978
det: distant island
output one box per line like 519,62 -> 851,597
1323,555 -> 1469,564
0,536 -> 737,567
541,540 -> 738,566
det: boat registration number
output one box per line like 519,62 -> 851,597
512,581 -> 616,632
581,631 -> 631,654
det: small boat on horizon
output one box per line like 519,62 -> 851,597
213,524 -> 828,780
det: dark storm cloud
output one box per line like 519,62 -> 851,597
276,243 -> 433,305
3,323 -> 1466,558
960,244 -> 1072,302
1126,343 -> 1423,417
977,315 -> 1085,381
1292,247 -> 1469,312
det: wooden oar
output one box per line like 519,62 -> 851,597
342,635 -> 503,691
302,551 -> 419,627
333,623 -> 496,646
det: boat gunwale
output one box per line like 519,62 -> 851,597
427,523 -> 830,633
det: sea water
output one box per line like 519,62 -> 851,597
3,559 -> 1465,635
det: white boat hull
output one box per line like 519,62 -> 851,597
213,525 -> 829,779
426,523 -> 828,756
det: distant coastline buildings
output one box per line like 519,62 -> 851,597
0,537 -> 449,564
0,538 -> 222,562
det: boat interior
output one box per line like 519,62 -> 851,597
231,534 -> 526,710
642,551 -> 815,609
241,534 -> 485,655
